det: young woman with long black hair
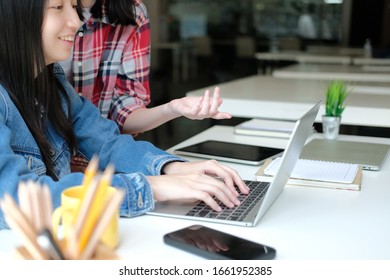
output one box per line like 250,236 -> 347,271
0,0 -> 248,229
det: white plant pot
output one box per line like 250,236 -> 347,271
322,115 -> 341,140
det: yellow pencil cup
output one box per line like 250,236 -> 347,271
52,185 -> 119,249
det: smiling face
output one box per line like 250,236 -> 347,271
42,0 -> 81,65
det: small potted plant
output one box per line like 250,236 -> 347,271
322,80 -> 350,139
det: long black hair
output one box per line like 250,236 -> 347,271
0,0 -> 82,179
90,0 -> 137,25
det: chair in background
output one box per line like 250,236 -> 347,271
190,36 -> 213,79
235,36 -> 256,58
192,36 -> 212,56
278,36 -> 302,51
256,36 -> 302,75
233,36 -> 257,78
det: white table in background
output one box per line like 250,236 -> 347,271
255,51 -> 352,64
272,64 -> 390,82
352,57 -> 390,66
186,75 -> 390,128
255,51 -> 352,74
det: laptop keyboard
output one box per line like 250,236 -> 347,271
185,180 -> 270,222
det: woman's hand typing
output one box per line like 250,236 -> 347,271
148,160 -> 249,211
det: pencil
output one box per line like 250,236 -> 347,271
64,226 -> 79,260
17,182 -> 32,223
79,189 -> 124,260
29,182 -> 43,232
71,155 -> 99,224
42,185 -> 53,231
73,176 -> 100,240
78,164 -> 114,252
0,195 -> 48,260
36,229 -> 65,260
82,155 -> 99,188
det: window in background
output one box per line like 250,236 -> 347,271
253,0 -> 343,50
166,0 -> 343,42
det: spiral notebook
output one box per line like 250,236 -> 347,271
256,158 -> 362,191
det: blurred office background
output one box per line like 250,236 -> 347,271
138,0 -> 390,149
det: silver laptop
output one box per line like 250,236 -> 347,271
300,139 -> 389,171
148,102 -> 321,227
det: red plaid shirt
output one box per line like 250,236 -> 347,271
71,0 -> 151,131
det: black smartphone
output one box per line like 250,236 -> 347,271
164,225 -> 276,260
174,140 -> 283,166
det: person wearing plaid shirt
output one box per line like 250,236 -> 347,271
61,0 -> 231,137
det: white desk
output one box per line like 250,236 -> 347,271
353,57 -> 390,66
306,46 -> 365,56
186,75 -> 390,128
255,51 -> 352,74
1,126 -> 390,260
255,51 -> 306,62
273,64 -> 390,82
255,51 -> 352,64
296,54 -> 351,65
361,65 -> 390,73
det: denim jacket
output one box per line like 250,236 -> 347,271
0,64 -> 183,229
